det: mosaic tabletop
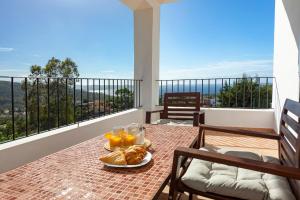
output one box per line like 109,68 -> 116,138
0,125 -> 199,200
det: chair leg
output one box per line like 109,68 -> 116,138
189,193 -> 193,200
202,133 -> 205,147
168,190 -> 178,200
198,127 -> 205,148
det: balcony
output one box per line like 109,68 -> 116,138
0,0 -> 300,199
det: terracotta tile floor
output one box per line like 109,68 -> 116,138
158,128 -> 278,200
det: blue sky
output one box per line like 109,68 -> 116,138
0,0 -> 275,79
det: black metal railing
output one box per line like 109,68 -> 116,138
158,77 -> 274,109
0,76 -> 142,143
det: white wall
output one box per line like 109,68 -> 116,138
0,109 -> 144,173
273,0 -> 300,132
201,108 -> 274,129
150,106 -> 275,129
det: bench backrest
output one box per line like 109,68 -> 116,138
279,99 -> 300,199
161,92 -> 200,120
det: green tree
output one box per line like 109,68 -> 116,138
109,88 -> 134,111
19,57 -> 80,136
218,75 -> 272,108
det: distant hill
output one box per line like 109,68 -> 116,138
0,81 -> 113,112
0,81 -> 24,111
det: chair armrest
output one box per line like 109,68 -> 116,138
199,124 -> 280,140
174,147 -> 300,180
147,109 -> 164,114
145,110 -> 164,124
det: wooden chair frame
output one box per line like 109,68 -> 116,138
169,99 -> 300,200
145,92 -> 205,127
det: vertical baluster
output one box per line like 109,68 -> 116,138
235,78 -> 238,107
80,79 -> 83,121
160,80 -> 163,105
201,79 -> 204,106
258,78 -> 261,108
116,79 -> 119,112
124,79 -> 127,109
214,79 -> 217,107
119,79 -> 122,109
135,80 -> 137,107
73,78 -> 76,123
172,80 -> 174,93
208,79 -> 210,106
166,80 -> 168,93
183,80 -> 185,92
108,79 -> 111,114
65,78 -> 68,125
108,79 -> 112,114
127,80 -> 129,109
130,80 -> 134,108
195,80 -> 197,92
221,78 -> 223,107
266,77 -> 269,108
229,79 -> 231,107
243,78 -> 246,108
25,78 -> 28,137
250,78 -> 253,108
37,78 -> 40,133
189,80 -> 191,92
11,77 -> 15,140
112,80 -> 115,112
47,78 -> 50,130
57,79 -> 60,126
177,80 -> 179,92
87,79 -> 89,118
98,79 -> 101,116
104,79 -> 106,115
93,79 -> 95,117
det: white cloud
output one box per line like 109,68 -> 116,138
80,69 -> 133,79
0,68 -> 29,77
0,47 -> 14,52
160,59 -> 273,79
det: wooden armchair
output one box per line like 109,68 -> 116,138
145,92 -> 205,127
169,99 -> 300,200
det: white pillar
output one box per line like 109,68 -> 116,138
122,0 -> 175,111
133,6 -> 160,111
273,0 -> 300,132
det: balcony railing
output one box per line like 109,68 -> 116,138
158,77 -> 274,109
0,76 -> 142,143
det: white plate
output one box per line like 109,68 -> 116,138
103,151 -> 152,168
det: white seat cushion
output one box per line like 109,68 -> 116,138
152,119 -> 193,126
181,147 -> 296,200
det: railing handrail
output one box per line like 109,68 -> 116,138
0,75 -> 142,81
157,76 -> 274,81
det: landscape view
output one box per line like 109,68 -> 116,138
0,56 -> 272,143
0,0 -> 274,144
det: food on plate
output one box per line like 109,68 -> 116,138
99,150 -> 127,165
99,146 -> 147,165
124,145 -> 147,165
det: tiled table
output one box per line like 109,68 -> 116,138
0,125 -> 199,200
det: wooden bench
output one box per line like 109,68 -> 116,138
145,92 -> 205,127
